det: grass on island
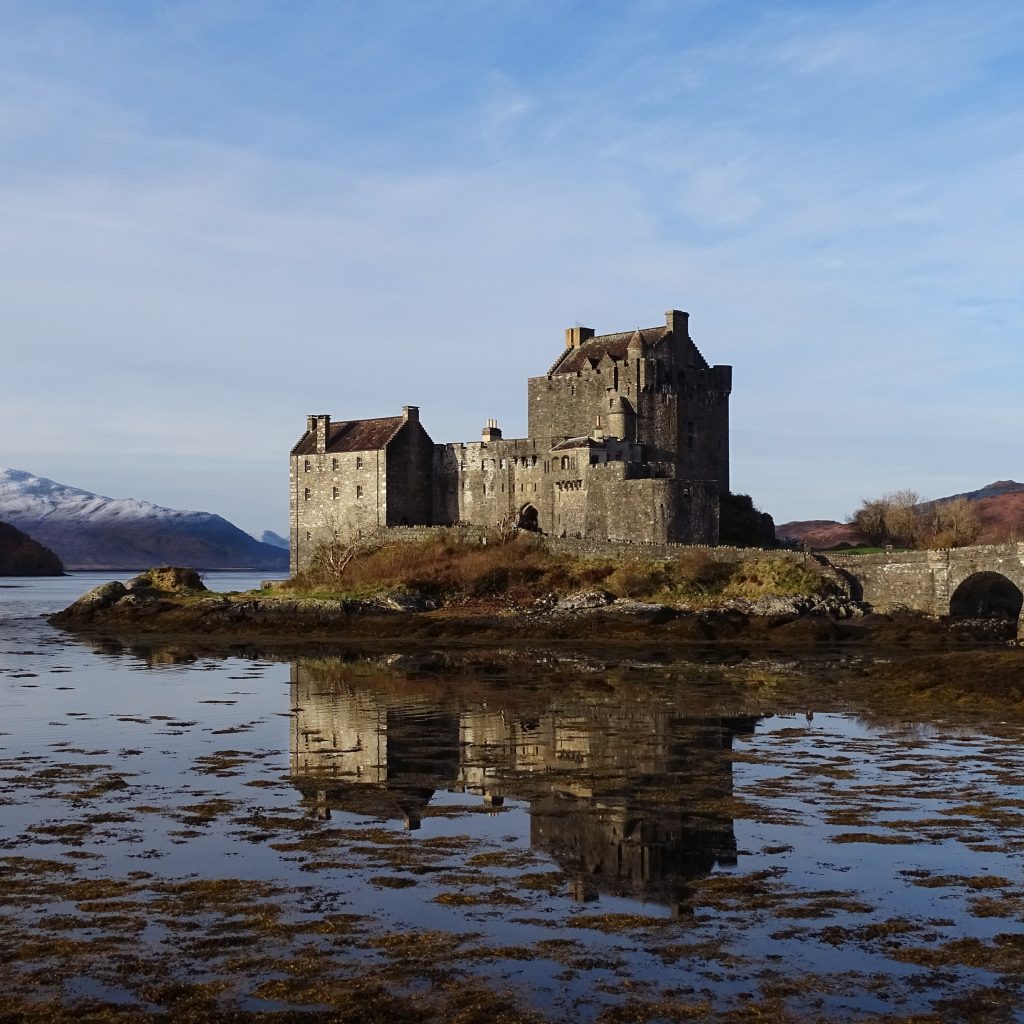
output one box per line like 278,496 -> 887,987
280,531 -> 829,610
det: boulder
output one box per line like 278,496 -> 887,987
372,589 -> 438,613
72,580 -> 127,611
126,567 -> 207,595
557,590 -> 614,611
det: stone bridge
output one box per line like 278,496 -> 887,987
824,542 -> 1024,634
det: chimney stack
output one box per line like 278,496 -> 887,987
402,405 -> 419,424
564,325 -> 595,349
482,417 -> 503,442
311,414 -> 330,454
665,309 -> 690,338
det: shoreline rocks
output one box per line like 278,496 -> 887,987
51,567 -> 978,651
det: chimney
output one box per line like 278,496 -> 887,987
564,325 -> 596,349
482,417 -> 503,442
402,405 -> 419,424
665,309 -> 690,338
593,415 -> 604,442
311,414 -> 330,454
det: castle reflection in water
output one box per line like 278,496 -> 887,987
290,659 -> 758,906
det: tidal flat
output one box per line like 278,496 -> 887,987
2,575 -> 1023,1023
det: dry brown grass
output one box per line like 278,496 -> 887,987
287,534 -> 827,609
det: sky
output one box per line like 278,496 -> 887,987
2,0 -> 1023,535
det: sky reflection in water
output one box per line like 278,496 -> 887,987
0,575 -> 1022,1021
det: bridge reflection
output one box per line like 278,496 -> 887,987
289,658 -> 758,907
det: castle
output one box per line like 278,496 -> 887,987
290,308 -> 731,574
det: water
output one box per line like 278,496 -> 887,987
1,575 -> 1022,1022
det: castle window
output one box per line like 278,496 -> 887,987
303,487 -> 311,500
332,486 -> 339,499
687,421 -> 695,450
304,460 -> 311,472
533,483 -> 537,492
356,485 -> 363,498
500,459 -> 507,469
356,456 -> 363,470
306,531 -> 311,541
332,458 -> 339,470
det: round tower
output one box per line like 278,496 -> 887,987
607,395 -> 636,441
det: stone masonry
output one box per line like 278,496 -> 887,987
290,309 -> 732,574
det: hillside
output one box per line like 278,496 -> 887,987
0,521 -> 64,575
777,480 -> 1024,548
0,469 -> 289,571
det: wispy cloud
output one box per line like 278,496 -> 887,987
1,0 -> 1022,529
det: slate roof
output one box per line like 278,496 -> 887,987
291,416 -> 404,456
550,436 -> 605,451
550,326 -> 669,376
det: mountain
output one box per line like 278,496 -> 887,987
258,530 -> 289,550
942,480 -> 1024,503
776,481 -> 1024,548
0,469 -> 289,571
0,521 -> 64,576
774,519 -> 862,548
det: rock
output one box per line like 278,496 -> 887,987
127,566 -> 207,595
73,580 -> 127,611
557,590 -> 614,611
372,589 -> 437,613
749,595 -> 811,618
609,599 -> 677,624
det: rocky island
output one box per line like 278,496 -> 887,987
49,532 -> 1014,653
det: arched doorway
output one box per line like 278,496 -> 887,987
949,572 -> 1024,619
517,504 -> 540,532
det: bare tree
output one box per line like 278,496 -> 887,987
923,496 -> 982,548
850,490 -> 921,547
885,489 -> 922,548
849,497 -> 891,546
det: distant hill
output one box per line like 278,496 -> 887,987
0,469 -> 289,571
776,481 -> 1024,549
774,519 -> 862,548
259,530 -> 289,550
944,480 -> 1024,502
0,521 -> 64,576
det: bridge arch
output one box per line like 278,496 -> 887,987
948,571 -> 1023,620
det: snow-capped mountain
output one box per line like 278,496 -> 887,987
257,530 -> 289,550
0,468 -> 289,571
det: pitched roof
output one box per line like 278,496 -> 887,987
548,326 -> 668,376
550,435 -> 605,451
291,416 -> 404,456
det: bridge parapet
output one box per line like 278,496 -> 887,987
823,542 -> 1024,625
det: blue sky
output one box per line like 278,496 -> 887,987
2,0 -> 1022,534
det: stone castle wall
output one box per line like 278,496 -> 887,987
290,448 -> 388,575
290,309 -> 732,572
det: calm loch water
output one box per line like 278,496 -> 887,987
1,575 -> 1022,1022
